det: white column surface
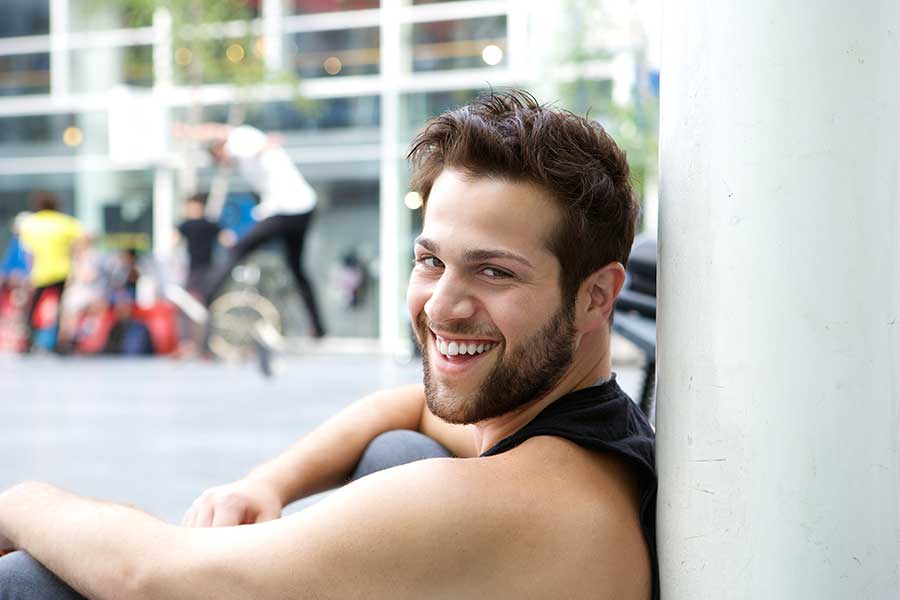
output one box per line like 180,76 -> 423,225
378,0 -> 404,353
657,2 -> 900,598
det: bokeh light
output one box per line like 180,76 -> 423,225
226,43 -> 245,63
481,44 -> 503,66
404,191 -> 423,210
175,47 -> 192,66
323,56 -> 343,75
62,126 -> 83,147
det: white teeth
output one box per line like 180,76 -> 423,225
435,336 -> 495,358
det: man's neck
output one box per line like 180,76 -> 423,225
471,332 -> 612,455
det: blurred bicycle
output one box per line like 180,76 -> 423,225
207,263 -> 283,363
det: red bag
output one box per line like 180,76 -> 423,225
132,301 -> 179,355
32,287 -> 61,329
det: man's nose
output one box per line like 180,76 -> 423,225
424,271 -> 476,324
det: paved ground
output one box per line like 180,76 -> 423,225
0,352 -> 645,524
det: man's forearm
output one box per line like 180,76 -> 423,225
245,384 -> 426,505
0,482 -> 179,600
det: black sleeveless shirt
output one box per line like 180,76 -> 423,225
481,376 -> 658,599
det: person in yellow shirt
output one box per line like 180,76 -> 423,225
18,191 -> 87,353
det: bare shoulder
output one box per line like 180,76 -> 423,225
310,439 -> 649,598
475,436 -> 653,599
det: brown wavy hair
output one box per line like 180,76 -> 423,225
407,90 -> 639,308
407,89 -> 638,304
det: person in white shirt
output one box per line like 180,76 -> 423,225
177,123 -> 325,338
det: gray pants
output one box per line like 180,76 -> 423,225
0,430 -> 451,599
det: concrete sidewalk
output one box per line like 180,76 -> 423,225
0,353 -> 646,523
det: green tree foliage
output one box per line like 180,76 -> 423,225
557,0 -> 659,230
81,0 -> 269,89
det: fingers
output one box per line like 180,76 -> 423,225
181,482 -> 283,528
254,505 -> 282,524
211,500 -> 247,528
182,500 -> 213,528
182,489 -> 255,528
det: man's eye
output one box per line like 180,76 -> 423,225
482,266 -> 512,279
416,256 -> 444,269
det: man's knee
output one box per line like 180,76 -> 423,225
0,551 -> 85,600
351,430 -> 453,481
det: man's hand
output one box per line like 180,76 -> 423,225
182,478 -> 282,527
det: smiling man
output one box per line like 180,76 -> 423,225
0,90 -> 657,600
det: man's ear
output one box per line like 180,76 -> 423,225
575,262 -> 626,332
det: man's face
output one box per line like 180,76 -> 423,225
407,169 -> 577,424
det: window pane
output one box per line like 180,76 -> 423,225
0,112 -> 107,158
99,171 -> 155,251
401,88 -> 484,140
288,1 -> 379,15
0,0 -> 50,38
305,177 -> 380,338
176,97 -> 380,141
0,53 -> 50,96
70,2 -> 258,31
291,28 -> 379,77
178,38 -> 266,86
70,46 -> 154,92
410,16 -> 506,72
245,97 -> 380,134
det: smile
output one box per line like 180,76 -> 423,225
433,334 -> 497,358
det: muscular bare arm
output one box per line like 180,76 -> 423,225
0,443 -> 649,600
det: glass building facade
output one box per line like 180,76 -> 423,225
0,0 -> 656,351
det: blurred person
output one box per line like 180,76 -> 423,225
333,249 -> 367,309
174,122 -> 326,338
17,191 -> 87,353
0,91 -> 657,599
0,211 -> 31,293
102,298 -> 154,356
55,245 -> 108,354
107,248 -> 141,305
173,193 -> 235,297
99,248 -> 156,356
172,193 -> 234,355
0,212 -> 32,352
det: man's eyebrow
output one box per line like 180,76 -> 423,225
414,236 -> 534,269
414,236 -> 437,253
462,249 -> 534,269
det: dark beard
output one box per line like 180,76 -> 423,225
415,303 -> 576,424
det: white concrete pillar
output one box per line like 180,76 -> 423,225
378,0 -> 405,354
657,2 -> 900,598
